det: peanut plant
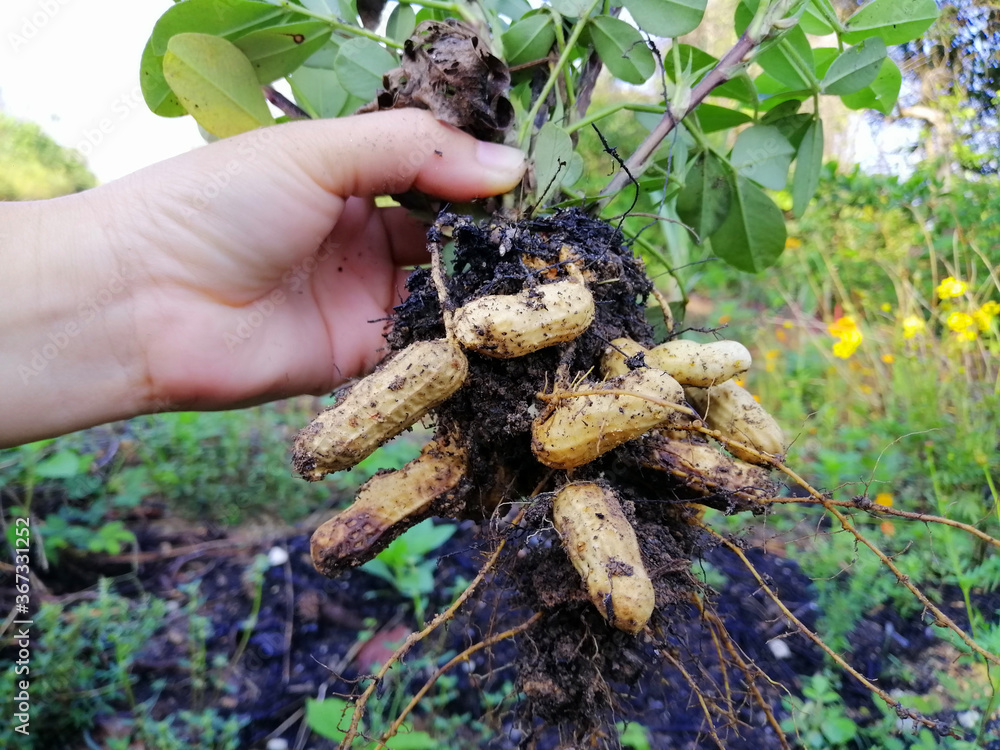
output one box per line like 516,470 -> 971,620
138,1 -> 1000,748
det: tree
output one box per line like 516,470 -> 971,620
896,0 -> 1000,174
0,114 -> 96,201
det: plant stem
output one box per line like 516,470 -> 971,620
564,103 -> 666,134
517,0 -> 601,149
398,0 -> 478,26
278,1 -> 404,49
600,31 -> 756,200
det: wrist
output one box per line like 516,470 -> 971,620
0,188 -> 152,446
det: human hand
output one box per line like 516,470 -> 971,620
0,110 -> 525,445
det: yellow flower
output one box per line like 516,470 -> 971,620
901,315 -> 925,339
880,302 -> 892,312
828,316 -> 862,359
937,276 -> 968,300
881,353 -> 895,364
765,349 -> 779,373
785,237 -> 802,250
973,301 -> 1000,332
875,492 -> 893,507
946,311 -> 978,341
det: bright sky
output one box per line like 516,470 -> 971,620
1,0 -> 206,183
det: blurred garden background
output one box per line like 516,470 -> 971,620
1,0 -> 999,747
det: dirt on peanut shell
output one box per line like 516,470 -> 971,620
381,208 -> 771,744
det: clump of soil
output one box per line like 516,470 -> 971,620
368,208 -> 775,743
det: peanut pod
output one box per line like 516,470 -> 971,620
311,437 -> 467,576
602,338 -> 751,387
293,339 -> 468,481
643,436 -> 775,501
684,380 -> 786,464
600,338 -> 648,379
532,369 -> 684,470
552,482 -> 655,634
453,278 -> 595,358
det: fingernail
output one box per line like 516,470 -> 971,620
476,141 -> 527,177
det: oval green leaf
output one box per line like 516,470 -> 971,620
692,103 -> 753,134
501,13 -> 556,66
141,0 -> 298,117
289,66 -> 350,118
842,0 -> 939,46
334,37 -> 398,99
303,38 -> 343,71
550,0 -> 595,17
234,21 -> 333,83
676,151 -> 733,239
711,174 -> 786,273
141,38 -> 187,117
386,4 -> 417,43
799,0 -> 835,35
821,37 -> 887,95
730,124 -> 795,191
588,16 -> 655,85
163,33 -> 275,138
534,122 -> 575,205
841,57 -> 902,115
792,118 -> 823,217
624,0 -> 707,38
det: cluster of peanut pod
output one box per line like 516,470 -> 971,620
292,211 -> 786,635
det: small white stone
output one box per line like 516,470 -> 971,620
896,717 -> 917,734
958,710 -> 980,729
767,638 -> 792,659
267,546 -> 289,567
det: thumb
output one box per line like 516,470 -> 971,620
269,109 -> 526,201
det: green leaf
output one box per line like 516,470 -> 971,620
821,715 -> 859,744
163,33 -> 275,137
302,38 -> 343,70
386,4 -> 417,43
799,0 -> 835,35
334,37 -> 397,99
306,698 -> 352,741
35,450 -> 86,480
289,66 -> 350,117
676,151 -> 732,239
841,57 -> 901,115
550,0 -> 595,17
624,0 -> 707,38
792,118 -> 823,217
386,730 -> 438,750
711,174 -> 786,273
233,21 -> 333,83
692,103 -> 752,134
730,124 -> 795,190
534,122 -> 576,204
759,27 -> 815,90
141,39 -> 187,117
501,13 -> 556,66
141,0 -> 290,117
767,113 -> 813,150
587,16 -> 655,85
821,37 -> 887,95
736,2 -> 815,90
760,99 -> 801,121
842,0 -> 938,46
